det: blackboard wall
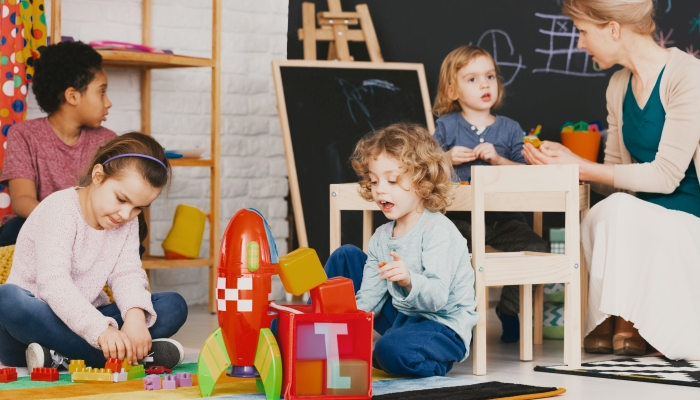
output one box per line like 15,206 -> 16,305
288,0 -> 697,141
284,0 -> 700,254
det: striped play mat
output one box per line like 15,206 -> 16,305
0,363 -> 565,399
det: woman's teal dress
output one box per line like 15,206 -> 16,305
622,68 -> 700,218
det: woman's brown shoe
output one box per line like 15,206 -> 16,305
584,317 -> 613,354
613,317 -> 646,356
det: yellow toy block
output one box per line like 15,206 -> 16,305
121,358 -> 132,372
278,247 -> 327,296
72,367 -> 113,383
68,360 -> 85,373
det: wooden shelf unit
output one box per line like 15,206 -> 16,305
50,0 -> 222,313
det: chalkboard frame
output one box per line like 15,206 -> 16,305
271,59 -> 435,249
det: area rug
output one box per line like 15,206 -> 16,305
535,356 -> 700,388
1,363 -> 565,400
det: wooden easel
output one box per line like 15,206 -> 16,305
297,0 -> 383,62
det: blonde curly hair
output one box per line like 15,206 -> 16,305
350,122 -> 455,214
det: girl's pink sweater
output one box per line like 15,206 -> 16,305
6,188 -> 156,348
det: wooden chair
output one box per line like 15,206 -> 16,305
329,167 -> 588,375
470,165 -> 582,374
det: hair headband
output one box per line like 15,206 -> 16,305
102,153 -> 168,169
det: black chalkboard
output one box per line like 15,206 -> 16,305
287,0 -> 699,144
272,61 -> 433,262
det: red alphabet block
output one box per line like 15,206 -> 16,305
310,277 -> 357,314
104,358 -> 122,374
0,368 -> 17,383
31,367 -> 59,382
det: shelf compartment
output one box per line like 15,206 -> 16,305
98,50 -> 215,69
168,158 -> 214,167
142,256 -> 213,269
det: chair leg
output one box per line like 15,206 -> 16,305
580,244 -> 589,347
534,284 -> 544,345
520,284 -> 533,361
473,275 -> 487,375
564,280 -> 582,368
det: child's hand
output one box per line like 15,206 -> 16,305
447,146 -> 476,165
378,251 -> 412,289
473,142 -> 503,165
121,308 -> 152,365
98,326 -> 133,362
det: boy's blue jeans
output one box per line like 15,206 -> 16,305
0,284 -> 188,368
325,244 -> 466,377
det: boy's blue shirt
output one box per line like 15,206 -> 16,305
433,112 -> 526,182
356,209 -> 478,361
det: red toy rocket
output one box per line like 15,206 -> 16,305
216,208 -> 279,377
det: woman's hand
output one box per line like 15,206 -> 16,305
121,308 -> 152,365
98,326 -> 133,362
522,141 -> 585,166
378,252 -> 412,290
447,146 -> 476,165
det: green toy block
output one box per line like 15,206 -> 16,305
198,327 -> 232,397
253,328 -> 282,400
278,247 -> 327,295
127,365 -> 145,380
256,378 -> 265,392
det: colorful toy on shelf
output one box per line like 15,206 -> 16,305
127,365 -> 146,380
197,208 -> 373,399
104,358 -> 122,374
68,359 -> 86,373
144,374 -> 161,390
0,368 -> 17,383
162,204 -> 208,259
31,367 -> 59,382
175,372 -> 192,387
279,247 -> 327,296
72,368 -> 112,383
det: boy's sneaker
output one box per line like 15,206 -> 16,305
25,343 -> 69,372
141,339 -> 184,370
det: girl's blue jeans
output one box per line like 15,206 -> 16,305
0,283 -> 188,368
325,244 -> 466,377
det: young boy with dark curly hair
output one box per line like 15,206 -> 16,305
0,41 -> 116,246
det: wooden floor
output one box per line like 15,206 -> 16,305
173,304 -> 699,399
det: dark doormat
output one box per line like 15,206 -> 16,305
372,381 -> 565,400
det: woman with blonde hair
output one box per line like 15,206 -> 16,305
523,0 -> 700,359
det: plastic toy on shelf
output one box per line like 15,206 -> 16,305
197,208 -> 373,399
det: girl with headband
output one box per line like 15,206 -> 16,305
0,132 -> 188,372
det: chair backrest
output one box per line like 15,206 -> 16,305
470,164 -> 580,273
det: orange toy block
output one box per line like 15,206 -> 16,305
31,367 -> 59,382
278,247 -> 327,296
105,358 -> 122,374
0,368 -> 17,383
310,277 -> 357,314
295,361 -> 323,396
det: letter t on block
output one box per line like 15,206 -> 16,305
314,323 -> 351,389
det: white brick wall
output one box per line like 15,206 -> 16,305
27,0 -> 290,304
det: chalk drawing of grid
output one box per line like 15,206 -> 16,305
533,13 -> 605,77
